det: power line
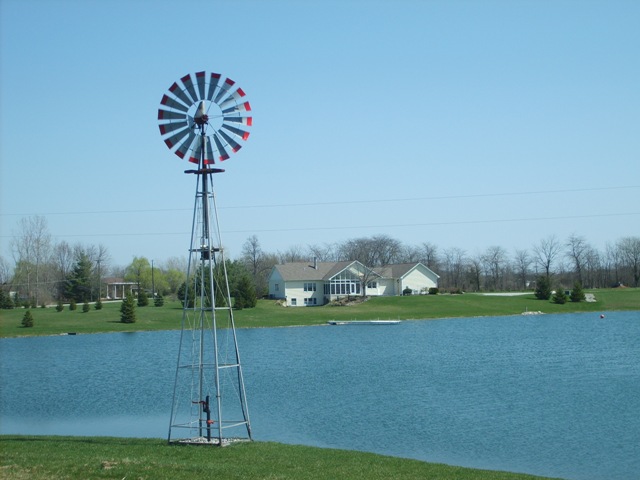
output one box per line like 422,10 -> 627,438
2,185 -> 639,217
2,211 -> 638,239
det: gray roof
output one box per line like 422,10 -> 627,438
374,262 -> 440,279
274,261 -> 438,281
273,261 -> 356,281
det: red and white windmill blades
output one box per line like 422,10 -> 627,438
158,71 -> 252,165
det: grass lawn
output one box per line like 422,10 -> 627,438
1,288 -> 638,338
0,436 -> 561,480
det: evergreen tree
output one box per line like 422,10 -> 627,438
22,309 -> 34,328
66,252 -> 93,302
94,298 -> 103,310
120,292 -> 136,323
177,281 -> 195,308
570,282 -> 586,303
69,299 -> 77,311
233,274 -> 257,309
55,300 -> 64,312
137,290 -> 149,307
534,275 -> 552,300
154,293 -> 164,307
553,287 -> 567,304
82,301 -> 90,313
0,290 -> 14,309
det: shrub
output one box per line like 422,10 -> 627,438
82,302 -> 90,313
69,299 -> 77,311
55,300 -> 64,312
154,293 -> 164,307
137,291 -> 149,307
553,288 -> 567,304
428,287 -> 439,295
402,287 -> 412,296
21,309 -> 34,328
570,282 -> 586,303
94,298 -> 103,310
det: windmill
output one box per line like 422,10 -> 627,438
158,71 -> 252,445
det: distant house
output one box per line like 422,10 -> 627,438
268,260 -> 439,307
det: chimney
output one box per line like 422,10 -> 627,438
314,257 -> 317,269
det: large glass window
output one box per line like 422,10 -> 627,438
304,282 -> 316,292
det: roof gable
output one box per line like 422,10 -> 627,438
272,260 -> 378,281
375,262 -> 440,279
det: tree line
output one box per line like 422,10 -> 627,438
238,233 -> 640,297
1,216 -> 639,308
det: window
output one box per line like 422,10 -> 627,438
304,282 -> 316,292
291,298 -> 297,306
367,281 -> 377,289
275,283 -> 279,291
304,297 -> 317,305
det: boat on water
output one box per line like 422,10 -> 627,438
327,320 -> 401,325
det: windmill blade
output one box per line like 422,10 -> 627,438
169,82 -> 193,108
188,136 -> 204,164
181,74 -> 200,103
214,78 -> 236,104
219,87 -> 247,110
224,116 -> 253,126
207,73 -> 221,101
222,101 -> 251,114
212,133 -> 230,161
158,108 -> 187,121
161,95 -> 189,113
163,128 -> 191,150
195,71 -> 207,100
159,120 -> 188,136
218,130 -> 243,153
204,138 -> 216,165
221,123 -> 250,141
175,131 -> 197,160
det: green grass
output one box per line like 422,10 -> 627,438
1,288 -> 638,338
0,436 -> 561,480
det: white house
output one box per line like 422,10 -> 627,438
268,260 -> 439,306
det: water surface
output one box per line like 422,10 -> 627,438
1,311 -> 639,480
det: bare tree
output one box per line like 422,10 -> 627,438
617,236 -> 640,287
306,243 -> 338,262
241,235 -> 279,297
467,254 -> 483,291
419,242 -> 440,271
565,233 -> 589,285
11,216 -> 52,304
278,245 -> 306,263
482,245 -> 508,291
337,234 -> 402,267
513,249 -> 532,290
0,255 -> 11,286
533,235 -> 561,279
442,247 -> 467,290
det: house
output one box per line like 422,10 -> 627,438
268,260 -> 439,306
372,263 -> 440,296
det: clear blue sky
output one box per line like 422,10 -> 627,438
1,0 -> 639,269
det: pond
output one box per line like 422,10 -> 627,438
1,311 -> 639,480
